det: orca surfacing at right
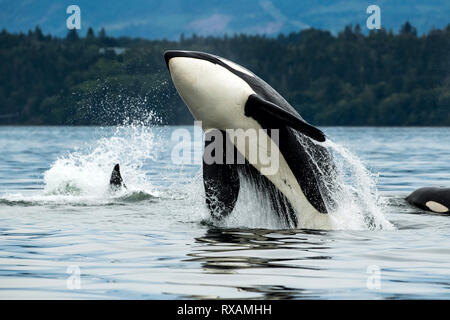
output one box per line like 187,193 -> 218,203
406,187 -> 450,213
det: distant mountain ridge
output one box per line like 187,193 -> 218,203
1,0 -> 449,39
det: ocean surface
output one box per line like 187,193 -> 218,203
0,125 -> 449,299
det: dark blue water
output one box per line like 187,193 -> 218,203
0,126 -> 449,299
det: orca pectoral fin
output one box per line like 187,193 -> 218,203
203,130 -> 240,218
203,162 -> 240,218
244,94 -> 326,142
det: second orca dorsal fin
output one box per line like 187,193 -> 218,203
244,94 -> 326,142
110,163 -> 126,189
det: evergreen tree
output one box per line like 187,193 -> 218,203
86,27 -> 95,40
66,28 -> 79,41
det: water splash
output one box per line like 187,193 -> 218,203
301,135 -> 394,231
43,115 -> 161,202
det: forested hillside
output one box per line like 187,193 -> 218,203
0,23 -> 449,126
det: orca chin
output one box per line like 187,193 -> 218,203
164,50 -> 336,229
406,187 -> 450,213
109,163 -> 126,191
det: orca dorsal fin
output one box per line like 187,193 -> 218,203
110,163 -> 126,189
244,94 -> 326,142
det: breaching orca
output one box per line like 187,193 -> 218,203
164,50 -> 336,229
406,187 -> 450,213
109,163 -> 126,191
